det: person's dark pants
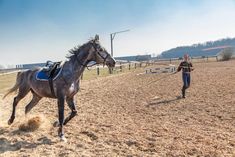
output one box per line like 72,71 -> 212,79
182,72 -> 191,97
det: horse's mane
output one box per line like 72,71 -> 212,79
66,39 -> 95,59
66,45 -> 82,59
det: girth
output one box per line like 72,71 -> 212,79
47,62 -> 61,97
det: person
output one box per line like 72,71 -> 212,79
177,54 -> 194,98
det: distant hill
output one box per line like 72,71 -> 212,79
158,37 -> 235,58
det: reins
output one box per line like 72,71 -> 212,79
135,72 -> 177,91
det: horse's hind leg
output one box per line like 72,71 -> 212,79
57,95 -> 66,141
8,88 -> 30,125
25,92 -> 42,114
63,97 -> 77,125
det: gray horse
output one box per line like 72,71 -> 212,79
4,35 -> 116,141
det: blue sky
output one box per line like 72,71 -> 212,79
1,0 -> 235,66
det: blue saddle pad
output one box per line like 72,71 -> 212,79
36,68 -> 62,81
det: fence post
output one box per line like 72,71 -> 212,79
216,56 -> 218,62
120,63 -> 122,72
135,63 -> 137,69
207,56 -> 208,62
109,68 -> 112,74
97,67 -> 100,75
129,63 -> 131,70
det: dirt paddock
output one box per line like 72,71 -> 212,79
0,60 -> 235,156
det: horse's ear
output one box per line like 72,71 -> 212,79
95,34 -> 99,41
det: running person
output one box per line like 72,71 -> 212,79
177,54 -> 194,98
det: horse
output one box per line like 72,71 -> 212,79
3,35 -> 116,141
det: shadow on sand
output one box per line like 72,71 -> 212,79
0,127 -> 56,154
147,96 -> 182,107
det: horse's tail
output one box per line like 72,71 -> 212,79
3,71 -> 24,99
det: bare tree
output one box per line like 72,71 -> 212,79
219,47 -> 234,61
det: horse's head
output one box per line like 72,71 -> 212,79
87,35 -> 116,68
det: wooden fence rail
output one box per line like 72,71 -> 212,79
0,55 -> 219,80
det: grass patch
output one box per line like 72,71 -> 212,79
0,65 -> 142,94
0,73 -> 17,94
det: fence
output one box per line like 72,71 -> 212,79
153,55 -> 218,65
0,55 -> 219,80
80,61 -> 153,80
0,68 -> 21,75
145,65 -> 176,74
81,55 -> 219,79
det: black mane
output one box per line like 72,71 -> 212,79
66,45 -> 82,59
66,39 -> 95,59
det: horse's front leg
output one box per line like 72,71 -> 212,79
57,96 -> 66,141
63,97 -> 77,125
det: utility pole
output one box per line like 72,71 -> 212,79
110,29 -> 130,57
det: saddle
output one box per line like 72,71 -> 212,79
36,61 -> 62,81
36,61 -> 62,96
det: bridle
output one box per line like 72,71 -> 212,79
90,40 -> 110,64
75,41 -> 110,68
96,50 -> 110,65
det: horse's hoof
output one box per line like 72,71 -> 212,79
8,119 -> 13,125
53,121 -> 59,127
60,135 -> 67,142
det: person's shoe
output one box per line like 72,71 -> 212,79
182,88 -> 186,99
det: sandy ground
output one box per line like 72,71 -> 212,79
0,60 -> 235,157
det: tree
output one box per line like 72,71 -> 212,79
219,47 -> 234,61
0,64 -> 5,69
